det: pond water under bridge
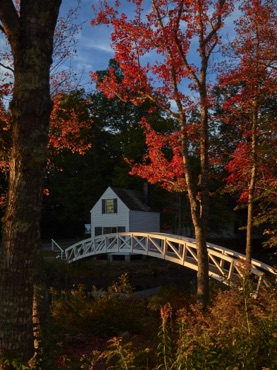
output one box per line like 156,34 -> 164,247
52,232 -> 276,294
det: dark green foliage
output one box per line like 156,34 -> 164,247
50,279 -> 149,338
46,259 -> 277,369
5,257 -> 272,369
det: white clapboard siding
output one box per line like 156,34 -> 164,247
90,187 -> 160,238
90,188 -> 130,238
129,210 -> 160,233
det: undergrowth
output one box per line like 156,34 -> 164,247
50,273 -> 276,370
2,270 -> 276,369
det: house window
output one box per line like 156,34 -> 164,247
94,226 -> 125,236
95,227 -> 102,236
102,198 -> 117,214
103,226 -> 118,234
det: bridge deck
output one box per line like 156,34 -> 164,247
52,232 -> 276,294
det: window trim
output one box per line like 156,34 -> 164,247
102,198 -> 118,214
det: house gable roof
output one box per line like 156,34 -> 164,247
110,187 -> 154,212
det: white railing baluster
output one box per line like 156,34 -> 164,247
57,232 -> 276,293
51,239 -> 65,259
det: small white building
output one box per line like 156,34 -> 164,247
90,186 -> 160,239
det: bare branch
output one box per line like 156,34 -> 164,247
0,24 -> 6,34
0,0 -> 19,47
0,61 -> 14,73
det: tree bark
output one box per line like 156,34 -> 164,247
245,104 -> 258,263
180,114 -> 209,307
0,0 -> 61,366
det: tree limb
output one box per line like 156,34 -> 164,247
0,61 -> 14,73
0,24 -> 6,34
0,0 -> 19,49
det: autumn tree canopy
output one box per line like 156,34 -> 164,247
91,0 -> 235,306
219,0 -> 277,256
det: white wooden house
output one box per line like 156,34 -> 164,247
90,186 -> 160,239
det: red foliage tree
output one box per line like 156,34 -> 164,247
91,0 -> 234,306
219,0 -> 277,260
127,118 -> 186,192
49,92 -> 93,155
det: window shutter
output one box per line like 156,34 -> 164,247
113,199 -> 118,213
102,199 -> 105,214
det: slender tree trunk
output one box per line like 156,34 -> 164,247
0,1 -> 61,366
246,104 -> 258,263
195,224 -> 209,304
181,112 -> 209,307
197,70 -> 210,306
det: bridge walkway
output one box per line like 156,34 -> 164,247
51,232 -> 276,294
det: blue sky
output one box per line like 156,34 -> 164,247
0,1 -> 238,95
60,0 -> 239,93
60,0 -> 116,90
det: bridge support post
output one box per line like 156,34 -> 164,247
125,254 -> 131,261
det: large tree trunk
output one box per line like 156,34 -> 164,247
0,1 -> 61,366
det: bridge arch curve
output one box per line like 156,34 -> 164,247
52,232 -> 276,293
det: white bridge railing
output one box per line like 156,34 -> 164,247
51,238 -> 65,259
52,232 -> 276,293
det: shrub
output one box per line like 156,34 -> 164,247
152,277 -> 277,369
51,272 -> 277,369
50,274 -> 148,337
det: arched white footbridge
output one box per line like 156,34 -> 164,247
52,232 -> 276,293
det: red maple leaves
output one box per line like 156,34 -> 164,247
127,118 -> 186,192
49,93 -> 93,155
91,0 -> 233,193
